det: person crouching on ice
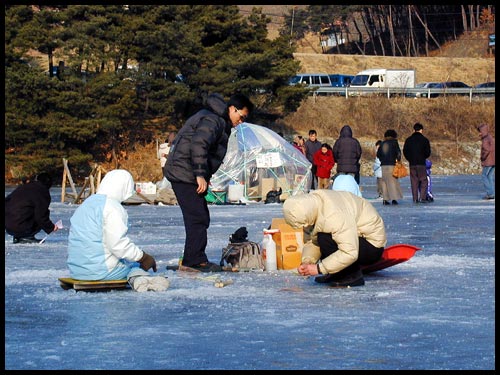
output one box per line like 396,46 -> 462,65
67,169 -> 169,292
283,189 -> 387,287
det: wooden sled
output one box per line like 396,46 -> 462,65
59,277 -> 130,292
361,244 -> 421,274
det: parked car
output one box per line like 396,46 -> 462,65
416,81 -> 471,98
475,82 -> 495,88
433,81 -> 471,97
406,82 -> 440,98
328,74 -> 354,87
474,82 -> 495,97
288,73 -> 332,88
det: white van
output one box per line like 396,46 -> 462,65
288,73 -> 332,88
350,68 -> 415,89
349,68 -> 415,96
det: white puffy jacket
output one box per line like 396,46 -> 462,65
67,170 -> 144,280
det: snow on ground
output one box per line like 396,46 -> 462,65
4,175 -> 495,370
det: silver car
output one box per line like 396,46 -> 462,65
407,82 -> 440,98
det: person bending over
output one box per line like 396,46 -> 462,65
283,189 -> 386,287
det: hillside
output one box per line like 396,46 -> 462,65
15,9 -> 493,184
111,26 -> 494,183
293,30 -> 495,85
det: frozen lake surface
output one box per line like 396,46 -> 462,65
4,175 -> 495,370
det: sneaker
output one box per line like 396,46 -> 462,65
328,270 -> 365,288
391,200 -> 398,205
13,236 -> 41,244
483,195 -> 495,200
382,200 -> 391,205
189,262 -> 223,273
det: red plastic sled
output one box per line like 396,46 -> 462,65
361,244 -> 421,274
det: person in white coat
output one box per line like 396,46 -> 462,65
373,140 -> 383,198
67,169 -> 169,292
283,189 -> 387,287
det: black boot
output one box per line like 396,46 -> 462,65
328,269 -> 365,288
315,267 -> 354,284
13,236 -> 41,244
315,274 -> 339,283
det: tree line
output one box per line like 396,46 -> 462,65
4,5 -> 494,181
284,5 -> 494,56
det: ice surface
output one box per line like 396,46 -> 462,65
4,175 -> 495,370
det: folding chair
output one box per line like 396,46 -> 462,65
205,187 -> 226,205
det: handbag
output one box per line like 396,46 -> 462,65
392,160 -> 409,178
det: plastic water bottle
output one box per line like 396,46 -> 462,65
261,234 -> 269,263
264,232 -> 277,271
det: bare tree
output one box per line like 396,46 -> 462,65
461,5 -> 468,32
361,7 -> 377,55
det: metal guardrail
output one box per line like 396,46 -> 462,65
313,86 -> 495,101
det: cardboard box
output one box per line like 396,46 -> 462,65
275,177 -> 290,200
135,182 -> 157,195
258,177 -> 275,199
270,218 -> 303,270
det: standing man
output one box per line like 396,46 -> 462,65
403,122 -> 431,203
332,125 -> 363,184
5,172 -> 59,244
477,123 -> 495,200
165,93 -> 254,272
305,129 -> 322,190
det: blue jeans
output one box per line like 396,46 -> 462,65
103,260 -> 150,281
482,166 -> 495,197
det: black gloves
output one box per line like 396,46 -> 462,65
139,252 -> 157,272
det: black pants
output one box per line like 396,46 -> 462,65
5,227 -> 40,239
317,233 -> 384,277
171,181 -> 210,267
310,165 -> 318,190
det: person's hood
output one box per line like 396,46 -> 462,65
339,125 -> 353,138
97,169 -> 135,202
477,123 -> 489,138
206,93 -> 227,118
282,193 -> 320,229
332,174 -> 362,197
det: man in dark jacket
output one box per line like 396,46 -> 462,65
304,129 -> 322,190
403,122 -> 432,203
5,172 -> 59,243
332,125 -> 362,184
165,93 -> 254,272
